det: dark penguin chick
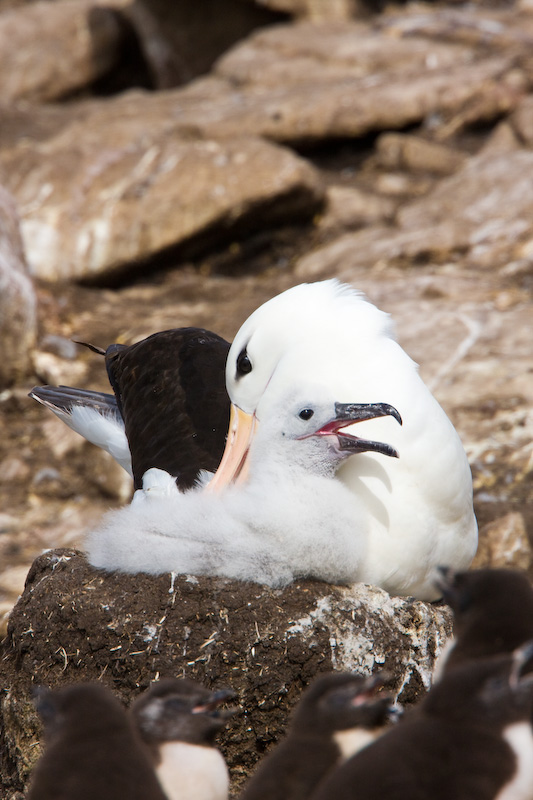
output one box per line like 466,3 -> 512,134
433,567 -> 533,677
310,644 -> 533,800
131,677 -> 236,800
27,683 -> 167,800
29,327 -> 230,491
239,671 -> 393,800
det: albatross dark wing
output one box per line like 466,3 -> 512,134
29,385 -> 120,421
105,328 -> 230,490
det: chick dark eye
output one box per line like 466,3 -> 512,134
299,408 -> 314,421
236,347 -> 252,378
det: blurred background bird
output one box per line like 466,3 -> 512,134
27,683 -> 168,800
239,671 -> 394,800
131,677 -> 236,800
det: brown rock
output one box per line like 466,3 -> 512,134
0,565 -> 28,597
214,21 -> 470,87
207,52 -> 520,145
0,186 -> 36,387
124,0 -> 285,88
472,512 -> 531,570
373,172 -> 433,198
510,95 -> 533,145
397,150 -> 533,269
0,10 -> 528,284
31,351 -> 88,386
30,20 -> 522,146
84,449 -> 133,504
0,0 -> 127,103
240,0 -> 363,19
318,185 -> 396,231
378,5 -> 533,52
1,130 -> 322,281
0,457 -> 30,484
0,103 -> 86,152
0,549 -> 452,795
299,149 -> 533,279
373,133 -> 467,175
480,120 -> 521,154
294,226 -> 448,280
42,417 -> 86,460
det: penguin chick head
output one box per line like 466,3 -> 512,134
435,566 -> 533,648
291,672 -> 393,735
131,678 -> 236,749
33,683 -> 132,742
424,644 -> 533,728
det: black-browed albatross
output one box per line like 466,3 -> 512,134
31,280 -> 477,601
208,280 -> 477,601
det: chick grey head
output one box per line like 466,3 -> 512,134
241,385 -> 401,482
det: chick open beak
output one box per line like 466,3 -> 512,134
207,401 -> 401,493
310,402 -> 402,459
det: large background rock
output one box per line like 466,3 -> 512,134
1,8 -> 531,281
0,130 -> 322,281
0,549 -> 452,796
0,0 -> 128,103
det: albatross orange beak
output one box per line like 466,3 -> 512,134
206,404 -> 257,492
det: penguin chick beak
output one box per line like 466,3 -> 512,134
192,688 -> 238,719
327,672 -> 390,708
310,402 -> 402,459
509,639 -> 533,688
349,672 -> 391,706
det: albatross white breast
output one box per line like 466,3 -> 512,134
208,280 -> 477,601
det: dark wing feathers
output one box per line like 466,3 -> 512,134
104,328 -> 230,490
29,385 -> 121,423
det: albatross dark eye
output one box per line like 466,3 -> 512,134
299,408 -> 314,421
236,347 -> 252,378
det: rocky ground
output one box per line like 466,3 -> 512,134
0,0 -> 533,793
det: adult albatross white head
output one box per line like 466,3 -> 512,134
207,279 -> 477,601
